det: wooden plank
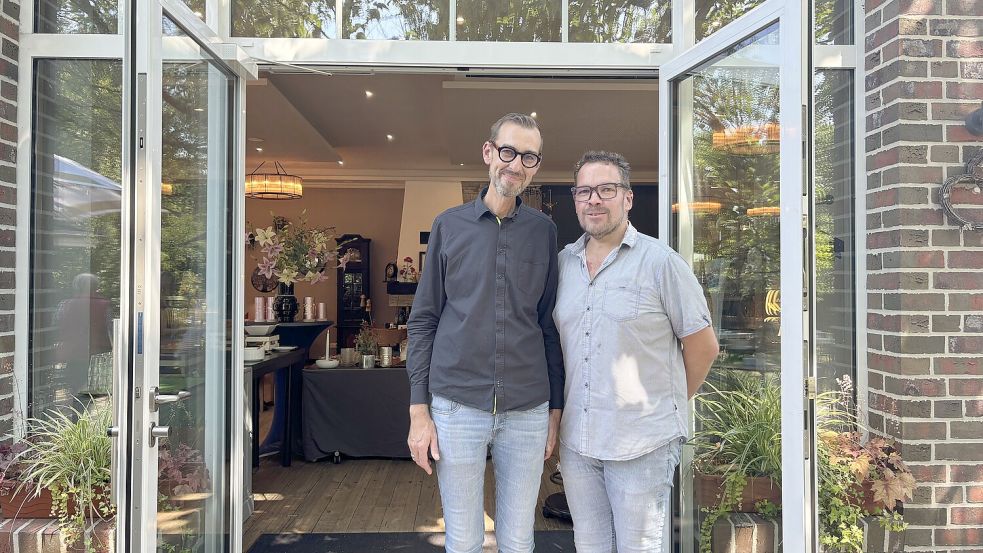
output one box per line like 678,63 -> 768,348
285,461 -> 355,533
413,466 -> 442,532
348,460 -> 395,531
381,461 -> 426,532
313,461 -> 375,532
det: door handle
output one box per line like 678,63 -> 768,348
107,426 -> 120,438
149,423 -> 170,447
151,387 -> 191,411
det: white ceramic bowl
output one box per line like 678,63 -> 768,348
244,347 -> 266,361
315,358 -> 339,369
245,324 -> 277,336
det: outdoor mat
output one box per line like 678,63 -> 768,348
247,531 -> 575,552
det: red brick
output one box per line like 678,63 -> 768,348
948,0 -> 983,15
949,378 -> 983,396
948,39 -> 983,57
952,465 -> 983,483
935,272 -> 983,289
953,507 -> 983,525
948,82 -> 983,99
970,401 -> 983,417
935,527 -> 983,545
936,357 -> 983,375
910,463 -> 948,482
948,125 -> 983,142
901,0 -> 943,13
950,251 -> 983,269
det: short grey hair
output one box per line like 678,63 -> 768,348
489,113 -> 540,144
573,150 -> 631,189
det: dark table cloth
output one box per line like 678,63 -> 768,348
301,367 -> 412,461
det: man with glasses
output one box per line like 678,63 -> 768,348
554,151 -> 719,552
406,113 -> 565,553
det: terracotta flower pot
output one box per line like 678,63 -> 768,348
0,482 -> 55,518
694,473 -> 782,513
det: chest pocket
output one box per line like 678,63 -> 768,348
516,243 -> 547,298
602,282 -> 640,322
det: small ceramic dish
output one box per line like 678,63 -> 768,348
315,358 -> 340,369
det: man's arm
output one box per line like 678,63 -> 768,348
406,218 -> 447,474
681,326 -> 719,398
539,225 -> 565,460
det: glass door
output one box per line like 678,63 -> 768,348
121,0 -> 254,551
658,2 -> 814,552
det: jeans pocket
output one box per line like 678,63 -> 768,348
430,394 -> 462,416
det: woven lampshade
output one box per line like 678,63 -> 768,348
711,122 -> 780,155
245,161 -> 303,200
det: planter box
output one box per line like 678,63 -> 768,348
695,473 -> 782,512
0,482 -> 55,518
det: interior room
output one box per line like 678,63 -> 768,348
240,70 -> 661,549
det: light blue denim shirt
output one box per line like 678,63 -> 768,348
554,223 -> 712,461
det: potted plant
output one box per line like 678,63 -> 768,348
354,323 -> 378,368
6,402 -> 115,551
691,374 -> 915,553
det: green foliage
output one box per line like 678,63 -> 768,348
15,403 -> 115,552
568,0 -> 670,43
354,322 -> 379,355
698,472 -> 746,553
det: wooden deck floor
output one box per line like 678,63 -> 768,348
243,456 -> 571,551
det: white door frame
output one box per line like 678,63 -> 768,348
657,0 -> 812,551
121,0 -> 255,550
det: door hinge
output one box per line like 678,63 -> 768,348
805,376 -> 817,400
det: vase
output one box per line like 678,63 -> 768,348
273,283 -> 298,322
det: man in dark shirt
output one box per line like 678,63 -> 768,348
406,113 -> 565,553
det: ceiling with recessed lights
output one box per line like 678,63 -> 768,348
245,72 -> 660,179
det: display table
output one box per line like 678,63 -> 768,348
246,348 -> 306,467
301,367 -> 412,461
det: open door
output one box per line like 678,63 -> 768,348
658,1 -> 815,552
118,0 -> 256,550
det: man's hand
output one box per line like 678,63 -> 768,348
407,404 -> 440,475
545,408 -> 562,460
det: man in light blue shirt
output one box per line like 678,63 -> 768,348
554,151 -> 720,553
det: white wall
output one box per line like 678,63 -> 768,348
397,181 -> 463,273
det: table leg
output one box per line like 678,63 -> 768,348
252,374 -> 260,468
282,364 -> 292,467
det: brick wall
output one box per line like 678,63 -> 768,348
864,0 -> 983,550
0,0 -> 16,443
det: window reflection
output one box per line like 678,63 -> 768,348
31,60 -> 122,416
815,0 -> 853,45
695,0 -> 765,42
232,0 -> 338,38
36,0 -> 118,33
671,25 -> 783,553
456,0 -> 561,41
815,70 -> 855,391
568,0 -> 670,43
343,0 -> 450,40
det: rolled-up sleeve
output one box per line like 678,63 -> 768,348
539,225 -> 565,409
406,218 -> 446,405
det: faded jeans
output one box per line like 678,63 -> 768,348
560,438 -> 683,553
430,394 -> 549,553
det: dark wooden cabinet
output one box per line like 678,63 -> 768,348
336,234 -> 371,349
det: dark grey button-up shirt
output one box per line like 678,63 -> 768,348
407,189 -> 565,412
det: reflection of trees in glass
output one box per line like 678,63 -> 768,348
457,0 -> 561,41
344,0 -> 450,39
568,0 -> 670,43
815,0 -> 852,45
36,0 -> 118,33
232,0 -> 337,38
695,0 -> 763,41
688,69 -> 781,338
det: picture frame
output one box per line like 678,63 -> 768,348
419,251 -> 426,275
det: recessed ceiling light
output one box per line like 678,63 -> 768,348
460,163 -> 465,166
456,16 -> 465,24
248,137 -> 264,143
255,147 -> 263,152
531,111 -> 537,118
194,108 -> 204,112
365,90 -> 374,98
338,161 -> 344,165
386,134 -> 394,141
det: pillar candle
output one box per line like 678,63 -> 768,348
254,297 -> 265,322
317,302 -> 327,321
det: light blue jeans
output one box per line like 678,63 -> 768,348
430,394 -> 549,553
560,439 -> 683,553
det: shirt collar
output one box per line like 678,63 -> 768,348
473,187 -> 522,221
570,221 -> 638,254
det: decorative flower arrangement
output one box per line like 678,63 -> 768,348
398,256 -> 418,283
249,212 -> 350,286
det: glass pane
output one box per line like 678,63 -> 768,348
232,0 -> 337,38
343,0 -> 450,39
568,0 -> 670,43
456,0 -> 561,42
695,0 -> 765,42
31,59 -> 122,417
183,0 -> 207,21
670,24 -> 783,553
36,0 -> 118,33
814,69 -> 855,392
157,15 -> 235,552
815,0 -> 852,45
